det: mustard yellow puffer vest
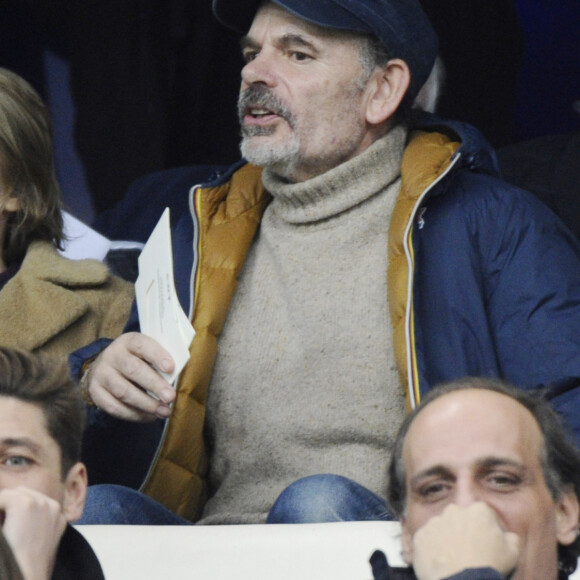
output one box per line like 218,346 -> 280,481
141,131 -> 460,520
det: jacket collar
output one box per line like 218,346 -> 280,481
0,242 -> 111,351
413,111 -> 500,178
203,113 -> 500,192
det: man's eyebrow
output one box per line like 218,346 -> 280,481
277,34 -> 319,53
409,457 -> 528,487
240,33 -> 320,54
240,36 -> 259,52
475,456 -> 527,472
409,465 -> 454,487
0,437 -> 41,454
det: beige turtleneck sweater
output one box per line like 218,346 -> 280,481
200,126 -> 408,524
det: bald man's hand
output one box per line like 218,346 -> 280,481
410,502 -> 520,580
83,333 -> 176,422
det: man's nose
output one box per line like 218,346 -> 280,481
454,478 -> 481,507
241,52 -> 278,87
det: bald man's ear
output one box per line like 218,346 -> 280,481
555,487 -> 580,546
62,462 -> 88,522
364,58 -> 410,126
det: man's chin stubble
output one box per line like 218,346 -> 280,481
240,134 -> 301,179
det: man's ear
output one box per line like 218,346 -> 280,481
555,488 -> 580,546
62,462 -> 88,522
364,58 -> 410,126
400,517 -> 414,565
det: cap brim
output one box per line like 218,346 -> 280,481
213,0 -> 371,36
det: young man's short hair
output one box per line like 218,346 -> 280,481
0,347 -> 85,477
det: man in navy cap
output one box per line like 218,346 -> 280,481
75,0 -> 580,526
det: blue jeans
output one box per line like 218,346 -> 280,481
267,474 -> 393,523
76,475 -> 392,525
76,484 -> 190,525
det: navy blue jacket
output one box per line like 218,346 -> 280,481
409,116 -> 580,439
77,114 -> 580,490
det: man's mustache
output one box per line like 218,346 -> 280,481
238,85 -> 295,128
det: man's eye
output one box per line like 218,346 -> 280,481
289,51 -> 312,62
243,51 -> 258,63
4,456 -> 33,467
417,482 -> 449,501
486,473 -> 521,490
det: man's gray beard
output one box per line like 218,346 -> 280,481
237,72 -> 370,181
238,85 -> 301,178
240,128 -> 301,177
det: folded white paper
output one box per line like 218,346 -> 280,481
135,208 -> 195,384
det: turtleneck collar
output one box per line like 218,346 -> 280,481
261,124 -> 408,224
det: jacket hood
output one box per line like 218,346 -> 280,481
413,111 -> 500,178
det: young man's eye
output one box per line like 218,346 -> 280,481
4,456 -> 33,467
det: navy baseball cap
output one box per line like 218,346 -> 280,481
212,0 -> 438,100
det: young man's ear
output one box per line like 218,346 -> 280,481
555,487 -> 580,546
62,462 -> 88,522
364,58 -> 410,126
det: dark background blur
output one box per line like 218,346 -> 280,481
1,0 -> 579,223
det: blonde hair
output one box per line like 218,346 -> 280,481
0,67 -> 63,265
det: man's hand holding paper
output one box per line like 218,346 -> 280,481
82,209 -> 195,422
135,207 -> 195,385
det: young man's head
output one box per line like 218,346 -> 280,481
212,0 -> 437,182
0,347 -> 87,521
387,377 -> 580,580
